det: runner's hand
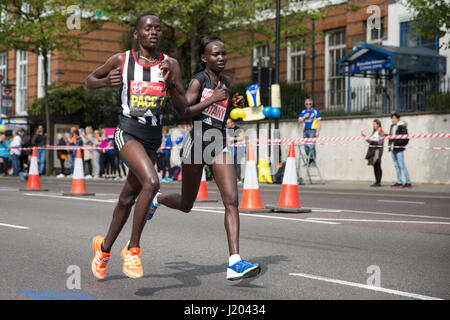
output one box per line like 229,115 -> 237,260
212,81 -> 228,103
232,92 -> 244,107
160,59 -> 176,87
107,67 -> 121,87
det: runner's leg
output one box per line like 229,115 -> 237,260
158,162 -> 204,212
210,153 -> 239,256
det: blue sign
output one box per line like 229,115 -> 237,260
349,51 -> 389,73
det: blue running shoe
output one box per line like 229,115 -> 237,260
227,259 -> 261,281
148,190 -> 161,220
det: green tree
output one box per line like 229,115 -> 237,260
404,0 -> 450,49
0,0 -> 103,174
87,0 -> 334,79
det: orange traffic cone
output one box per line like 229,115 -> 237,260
63,148 -> 95,196
267,143 -> 311,213
240,143 -> 271,213
19,147 -> 48,191
196,167 -> 218,202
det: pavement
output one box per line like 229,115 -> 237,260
0,176 -> 449,301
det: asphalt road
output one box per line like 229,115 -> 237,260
0,177 -> 449,301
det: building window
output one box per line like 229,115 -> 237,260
0,52 -> 6,84
15,50 -> 28,115
400,21 -> 438,51
37,52 -> 51,98
252,43 -> 270,67
326,29 -> 346,108
367,18 -> 383,44
287,42 -> 305,83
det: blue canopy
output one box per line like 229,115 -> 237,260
338,43 -> 446,78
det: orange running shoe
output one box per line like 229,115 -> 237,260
121,242 -> 143,278
91,235 -> 111,279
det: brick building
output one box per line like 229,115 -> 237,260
225,0 -> 389,111
1,0 -> 447,118
0,21 -> 127,117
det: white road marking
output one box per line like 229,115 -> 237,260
0,187 -> 18,191
297,189 -> 450,200
24,193 -> 116,203
306,218 -> 450,225
308,207 -> 450,220
377,200 -> 425,205
289,272 -> 443,300
192,207 -> 340,225
0,222 -> 30,230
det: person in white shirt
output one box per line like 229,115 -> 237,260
9,130 -> 22,176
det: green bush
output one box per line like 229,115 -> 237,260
427,92 -> 450,112
30,86 -> 121,128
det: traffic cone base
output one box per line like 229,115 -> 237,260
63,149 -> 95,196
19,147 -> 48,192
266,204 -> 312,213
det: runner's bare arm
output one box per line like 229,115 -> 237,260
86,53 -> 124,90
174,78 -> 228,120
160,57 -> 189,118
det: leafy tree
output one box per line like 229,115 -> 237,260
0,0 -> 103,174
87,0 -> 334,79
404,0 -> 450,49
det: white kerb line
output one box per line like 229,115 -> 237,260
191,207 -> 340,225
377,200 -> 425,205
0,223 -> 30,230
24,193 -> 116,203
289,272 -> 443,300
306,218 -> 450,225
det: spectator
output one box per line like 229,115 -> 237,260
105,138 -> 116,179
226,118 -> 245,184
114,151 -> 127,181
19,153 -> 30,182
56,133 -> 68,178
0,133 -> 10,176
159,126 -> 173,182
19,128 -> 30,172
31,125 -> 46,175
298,98 -> 321,166
361,119 -> 385,187
80,127 -> 94,179
9,129 -> 21,176
98,135 -> 112,179
69,129 -> 83,175
92,130 -> 102,178
388,113 -> 412,188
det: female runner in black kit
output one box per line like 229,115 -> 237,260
152,36 -> 261,281
86,13 -> 188,279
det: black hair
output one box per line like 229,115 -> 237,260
391,113 -> 400,119
134,12 -> 158,31
194,36 -> 223,74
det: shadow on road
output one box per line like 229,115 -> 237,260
133,255 -> 289,297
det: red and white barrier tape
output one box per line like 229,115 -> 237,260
8,132 -> 449,151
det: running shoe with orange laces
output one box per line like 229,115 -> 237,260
91,235 -> 111,279
121,242 -> 143,278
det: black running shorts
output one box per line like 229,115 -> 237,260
180,126 -> 229,165
113,116 -> 162,160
